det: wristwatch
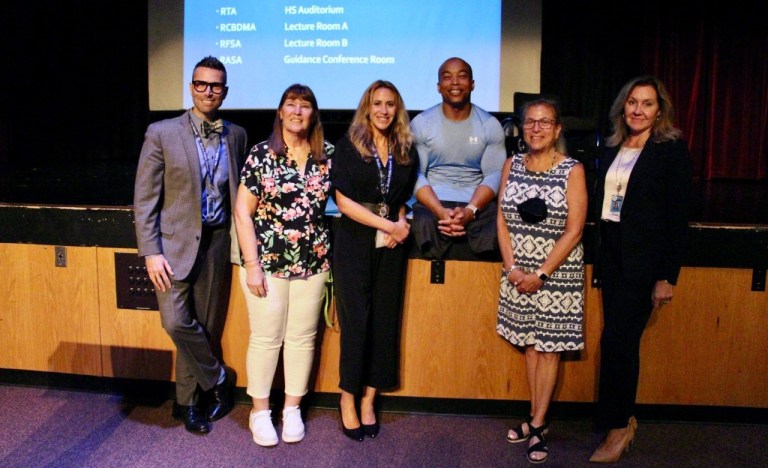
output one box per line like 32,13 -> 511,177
466,203 -> 478,217
535,269 -> 550,282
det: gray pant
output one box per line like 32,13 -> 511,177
156,226 -> 231,405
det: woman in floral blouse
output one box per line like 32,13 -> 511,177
234,83 -> 334,447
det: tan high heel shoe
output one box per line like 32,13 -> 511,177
589,416 -> 638,463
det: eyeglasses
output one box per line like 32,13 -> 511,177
192,80 -> 227,94
522,118 -> 557,130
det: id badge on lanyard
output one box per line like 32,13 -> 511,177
610,194 -> 623,214
206,189 -> 217,223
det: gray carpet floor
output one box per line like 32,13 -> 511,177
1,384 -> 766,467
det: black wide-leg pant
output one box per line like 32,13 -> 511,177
333,226 -> 407,395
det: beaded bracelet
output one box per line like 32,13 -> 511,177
501,265 -> 520,277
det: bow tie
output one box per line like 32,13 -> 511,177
201,120 -> 223,138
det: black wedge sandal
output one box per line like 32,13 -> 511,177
507,416 -> 549,444
526,423 -> 549,464
506,415 -> 533,444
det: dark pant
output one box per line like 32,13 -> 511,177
596,221 -> 654,430
156,226 -> 231,405
411,200 -> 498,260
334,228 -> 407,394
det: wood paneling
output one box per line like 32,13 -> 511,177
96,248 -> 175,380
0,244 -> 102,374
222,272 -> 249,388
378,260 -> 601,401
637,267 -> 768,407
213,261 -> 768,407
2,243 -> 766,408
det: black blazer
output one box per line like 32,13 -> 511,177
592,139 -> 693,287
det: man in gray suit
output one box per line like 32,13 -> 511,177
134,56 -> 248,434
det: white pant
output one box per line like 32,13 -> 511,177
239,267 -> 329,399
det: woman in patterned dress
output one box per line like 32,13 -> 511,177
496,98 -> 588,464
234,84 -> 334,447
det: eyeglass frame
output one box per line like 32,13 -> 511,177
191,80 -> 227,95
522,118 -> 558,130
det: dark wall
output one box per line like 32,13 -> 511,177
1,2 -> 149,164
1,1 -> 765,223
0,1 -> 755,164
541,2 -> 643,136
0,1 -> 588,167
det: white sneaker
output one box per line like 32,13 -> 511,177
249,409 -> 278,447
281,405 -> 305,443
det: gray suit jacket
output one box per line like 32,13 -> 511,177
134,110 -> 248,280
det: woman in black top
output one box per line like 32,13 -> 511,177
331,80 -> 418,441
590,76 -> 692,463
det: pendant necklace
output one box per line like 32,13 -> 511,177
372,142 -> 392,217
524,152 -> 556,172
615,148 -> 640,193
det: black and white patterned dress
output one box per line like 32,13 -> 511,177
497,154 -> 584,352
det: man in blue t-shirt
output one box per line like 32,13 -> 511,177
410,57 -> 507,259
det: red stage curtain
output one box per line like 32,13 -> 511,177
643,10 -> 768,180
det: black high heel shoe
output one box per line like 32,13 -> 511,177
361,402 -> 380,438
338,405 -> 364,442
362,420 -> 379,438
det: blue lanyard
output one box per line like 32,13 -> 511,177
372,145 -> 393,202
189,116 -> 222,187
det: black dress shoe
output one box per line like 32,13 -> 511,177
207,366 -> 236,421
362,421 -> 380,438
338,405 -> 364,442
172,402 -> 210,434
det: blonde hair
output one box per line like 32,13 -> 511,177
606,75 -> 682,147
347,80 -> 414,165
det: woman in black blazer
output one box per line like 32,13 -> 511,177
590,76 -> 693,463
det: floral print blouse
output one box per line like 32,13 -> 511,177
240,140 -> 334,277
